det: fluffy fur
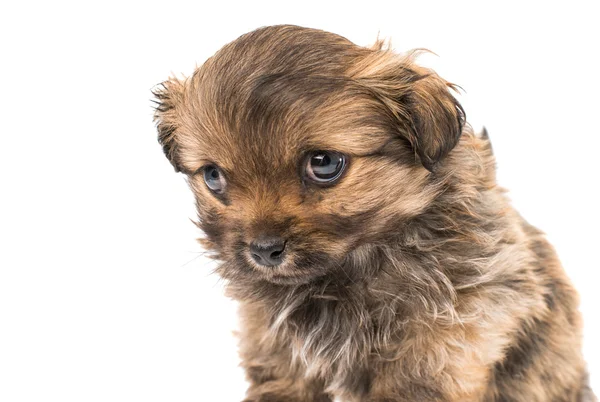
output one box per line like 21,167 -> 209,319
153,25 -> 595,401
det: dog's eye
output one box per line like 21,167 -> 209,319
305,151 -> 347,184
203,165 -> 227,194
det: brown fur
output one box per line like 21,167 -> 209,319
152,25 -> 595,401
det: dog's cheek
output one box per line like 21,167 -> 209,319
284,213 -> 363,271
187,177 -> 232,251
313,158 -> 435,238
197,209 -> 224,249
192,200 -> 230,256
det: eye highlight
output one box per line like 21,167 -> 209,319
203,165 -> 227,194
304,151 -> 347,184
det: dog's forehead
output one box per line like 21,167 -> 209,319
179,26 -> 390,173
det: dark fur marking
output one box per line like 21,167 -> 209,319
495,317 -> 549,379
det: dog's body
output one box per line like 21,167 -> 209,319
153,25 -> 594,401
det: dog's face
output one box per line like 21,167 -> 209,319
154,25 -> 464,286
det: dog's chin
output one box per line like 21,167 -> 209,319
261,273 -> 317,286
239,252 -> 335,286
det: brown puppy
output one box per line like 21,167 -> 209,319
153,25 -> 595,402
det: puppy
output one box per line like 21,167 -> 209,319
153,25 -> 595,402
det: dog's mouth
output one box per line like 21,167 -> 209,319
227,245 -> 334,285
245,255 -> 325,285
216,236 -> 354,286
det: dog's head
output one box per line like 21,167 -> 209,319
153,25 -> 464,286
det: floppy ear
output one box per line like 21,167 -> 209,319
402,69 -> 465,171
152,78 -> 185,172
355,50 -> 465,171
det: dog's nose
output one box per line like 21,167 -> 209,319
250,238 -> 286,266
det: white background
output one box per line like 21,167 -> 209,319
0,1 -> 598,401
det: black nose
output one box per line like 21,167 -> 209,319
250,238 -> 286,266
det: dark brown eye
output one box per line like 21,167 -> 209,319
203,165 -> 227,194
305,151 -> 346,184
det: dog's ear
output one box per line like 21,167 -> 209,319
354,49 -> 465,172
152,78 -> 185,172
401,69 -> 465,172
